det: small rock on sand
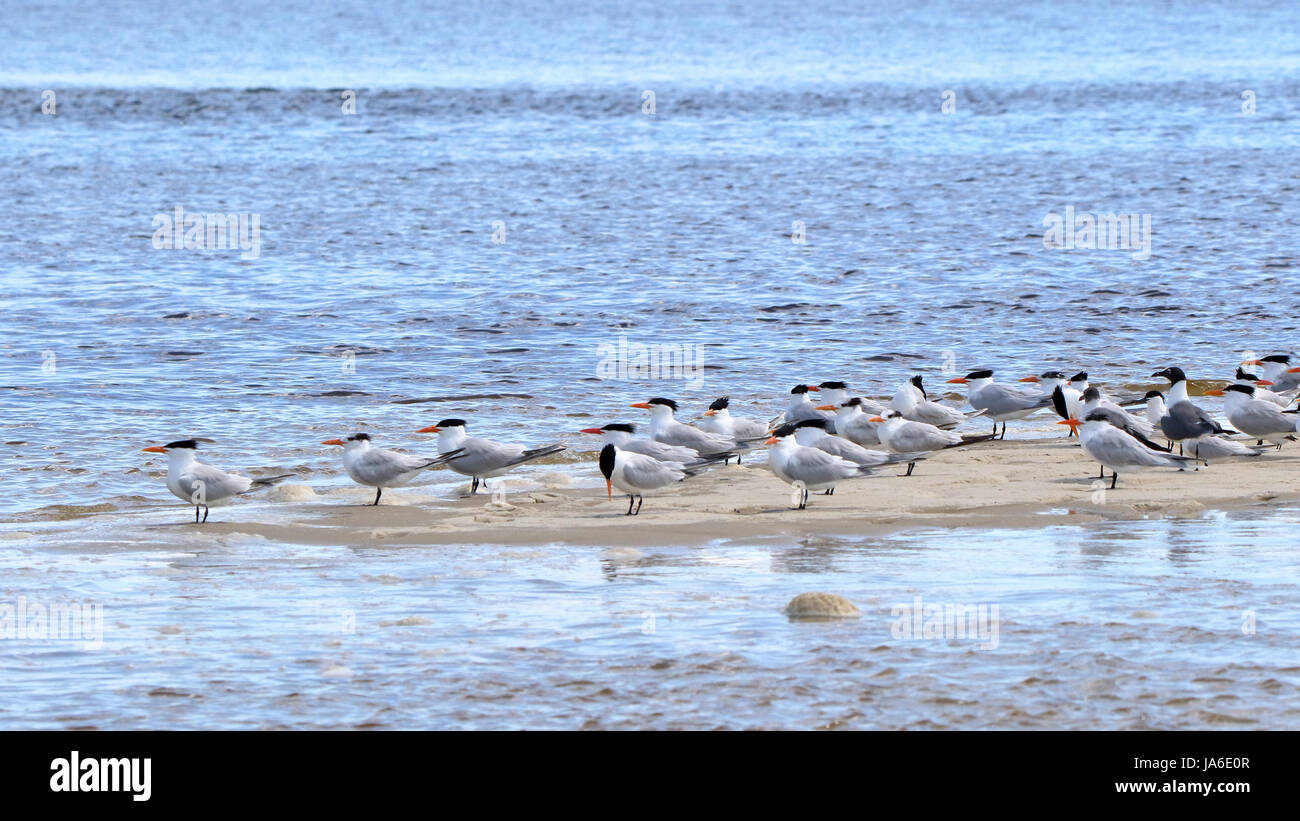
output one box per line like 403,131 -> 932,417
784,592 -> 860,619
269,483 -> 317,502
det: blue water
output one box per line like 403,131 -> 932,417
1,0 -> 1298,728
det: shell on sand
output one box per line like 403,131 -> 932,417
784,592 -> 860,619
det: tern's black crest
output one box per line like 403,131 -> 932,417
598,444 -> 616,480
1084,411 -> 1109,423
708,396 -> 730,411
164,439 -> 199,450
602,422 -> 635,433
794,418 -> 828,430
1039,370 -> 1065,380
1081,386 -> 1101,403
1143,390 -> 1165,400
843,397 -> 863,408
886,410 -> 904,419
1050,386 -> 1069,419
771,423 -> 799,438
1262,354 -> 1291,364
647,397 -> 678,411
348,433 -> 371,442
964,369 -> 993,380
1224,384 -> 1255,396
909,374 -> 926,397
1068,371 -> 1088,383
435,418 -> 466,428
1236,367 -> 1261,381
818,381 -> 847,390
790,384 -> 811,394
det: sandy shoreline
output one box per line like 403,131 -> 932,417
114,437 -> 1300,547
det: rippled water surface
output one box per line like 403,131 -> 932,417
1,0 -> 1298,728
3,508 -> 1298,729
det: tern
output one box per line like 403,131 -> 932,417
765,423 -> 879,508
890,375 -> 980,429
784,384 -> 837,428
1243,354 -> 1300,393
1080,386 -> 1155,439
597,443 -> 703,516
579,423 -> 727,464
1150,367 -> 1235,453
946,369 -> 1052,439
1068,371 -> 1146,407
415,420 -> 566,494
322,433 -> 466,505
1204,385 -> 1300,448
697,396 -> 769,440
696,396 -> 768,462
1058,412 -> 1197,489
1184,435 -> 1267,463
1048,386 -> 1083,437
815,381 -> 883,419
630,398 -> 737,455
820,397 -> 882,446
792,419 -> 926,481
1023,372 -> 1083,429
1142,390 -> 1169,435
870,411 -> 996,475
1234,367 -> 1294,408
141,439 -> 295,522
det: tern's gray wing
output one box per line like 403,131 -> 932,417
974,384 -> 1051,414
176,463 -> 253,502
732,417 -> 770,439
619,452 -> 686,491
837,415 -> 881,446
784,447 -> 863,486
814,436 -> 886,466
1087,427 -> 1189,469
1186,436 -> 1264,461
905,401 -> 965,429
623,438 -> 698,462
1230,400 -> 1298,437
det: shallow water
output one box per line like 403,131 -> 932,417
2,0 -> 1299,518
1,0 -> 1299,728
2,507 -> 1297,729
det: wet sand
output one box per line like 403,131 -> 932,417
159,438 -> 1300,547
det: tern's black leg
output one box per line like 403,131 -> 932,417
470,477 -> 479,495
906,461 -> 916,477
194,505 -> 200,524
634,496 -> 643,515
1099,464 -> 1105,479
626,495 -> 634,515
1110,471 -> 1118,490
202,506 -> 209,523
374,487 -> 382,506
